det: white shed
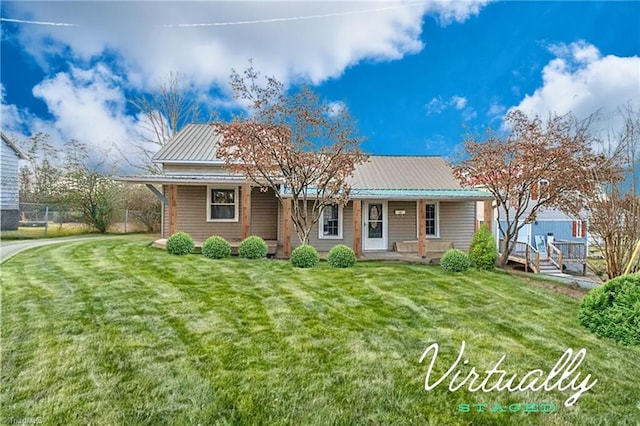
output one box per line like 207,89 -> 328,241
1,132 -> 26,230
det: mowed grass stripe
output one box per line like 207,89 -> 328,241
1,236 -> 639,425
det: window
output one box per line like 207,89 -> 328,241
417,202 -> 439,238
319,204 -> 343,239
426,203 -> 437,236
572,220 -> 586,238
207,187 -> 238,222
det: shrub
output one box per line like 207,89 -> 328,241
578,273 -> 640,346
202,236 -> 231,259
238,235 -> 268,259
166,231 -> 194,255
327,244 -> 357,268
469,224 -> 498,270
440,249 -> 470,273
290,245 -> 320,268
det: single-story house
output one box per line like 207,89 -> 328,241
122,123 -> 493,258
1,132 -> 27,231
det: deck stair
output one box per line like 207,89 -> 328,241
537,258 -> 562,275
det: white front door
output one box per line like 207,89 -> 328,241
363,201 -> 387,251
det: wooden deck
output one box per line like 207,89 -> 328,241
500,239 -> 587,275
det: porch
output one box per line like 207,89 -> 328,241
152,238 -> 279,257
152,238 -> 447,263
142,182 -> 493,260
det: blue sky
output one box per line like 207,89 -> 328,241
1,1 -> 639,169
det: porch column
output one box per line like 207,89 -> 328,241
241,184 -> 251,239
283,198 -> 292,257
483,199 -> 493,232
168,184 -> 178,236
418,199 -> 427,258
352,200 -> 362,258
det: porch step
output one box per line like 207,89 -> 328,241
537,259 -> 562,274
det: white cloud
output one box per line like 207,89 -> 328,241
5,1 -> 489,89
1,82 -> 61,143
2,1 -> 491,166
425,95 -> 473,118
486,101 -> 506,124
31,65 -> 140,154
28,64 -> 151,165
426,97 -> 446,115
512,41 -> 640,121
327,100 -> 347,117
487,102 -> 505,117
462,107 -> 477,121
450,95 -> 467,110
1,83 -> 25,131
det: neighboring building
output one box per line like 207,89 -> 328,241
0,132 -> 26,231
478,204 -> 587,248
122,124 -> 492,258
477,186 -> 588,273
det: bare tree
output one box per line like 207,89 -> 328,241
127,71 -> 203,173
18,133 -> 64,204
214,64 -> 367,245
453,110 -> 602,267
587,104 -> 640,278
62,140 -> 122,233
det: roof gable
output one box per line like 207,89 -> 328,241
1,132 -> 26,159
153,123 -> 222,163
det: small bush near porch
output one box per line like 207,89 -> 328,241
1,236 -> 639,425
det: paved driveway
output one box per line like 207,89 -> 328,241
0,235 -> 114,263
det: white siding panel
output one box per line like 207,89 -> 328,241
0,139 -> 21,210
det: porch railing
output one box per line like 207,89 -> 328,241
551,240 -> 587,262
499,239 -> 540,273
548,243 -> 563,270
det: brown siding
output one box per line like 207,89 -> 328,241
173,185 -> 242,241
388,201 -> 417,243
250,187 -> 279,240
439,201 -> 476,252
274,198 -> 477,254
286,201 -> 354,252
162,185 -> 279,241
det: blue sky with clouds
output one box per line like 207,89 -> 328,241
1,1 -> 639,168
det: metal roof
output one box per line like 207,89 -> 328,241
145,125 -> 491,200
153,123 -> 222,163
350,156 -> 461,190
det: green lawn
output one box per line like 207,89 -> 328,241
1,236 -> 639,425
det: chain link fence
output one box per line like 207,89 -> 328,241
1,203 -> 159,238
